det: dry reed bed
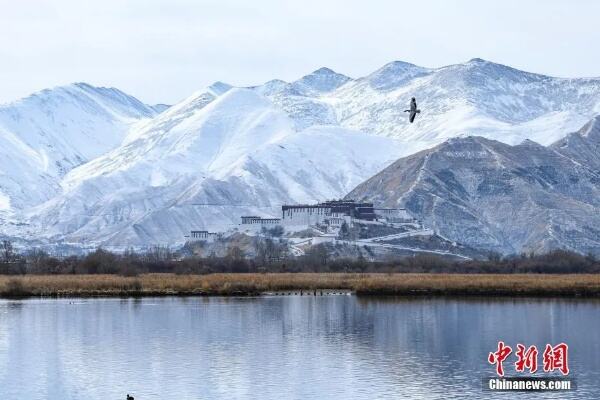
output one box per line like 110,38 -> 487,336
1,273 -> 600,297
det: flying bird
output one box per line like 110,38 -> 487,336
404,97 -> 421,123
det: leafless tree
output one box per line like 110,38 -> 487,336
1,240 -> 14,263
227,246 -> 244,261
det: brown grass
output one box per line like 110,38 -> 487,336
1,273 -> 600,298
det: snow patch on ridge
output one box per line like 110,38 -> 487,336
0,192 -> 10,211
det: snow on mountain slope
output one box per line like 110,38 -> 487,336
245,59 -> 600,154
27,89 -> 402,246
339,60 -> 430,93
551,115 -> 600,171
0,83 -> 156,168
121,82 -> 232,145
249,68 -> 352,130
331,58 -> 600,146
62,88 -> 290,189
0,124 -> 59,214
0,83 -> 158,212
148,104 -> 171,113
292,67 -> 352,95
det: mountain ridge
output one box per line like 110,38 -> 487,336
23,89 -> 403,246
0,83 -> 159,213
2,59 -> 600,252
347,117 -> 600,254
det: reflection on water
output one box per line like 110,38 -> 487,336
0,296 -> 599,399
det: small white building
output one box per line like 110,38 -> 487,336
323,212 -> 350,228
189,230 -> 218,242
239,216 -> 282,232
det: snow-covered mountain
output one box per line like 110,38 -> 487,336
251,68 -> 351,130
3,58 -> 600,250
333,58 -> 600,145
0,83 -> 158,213
347,116 -> 600,255
25,89 -> 401,246
249,58 -> 600,155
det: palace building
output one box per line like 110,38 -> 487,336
281,200 -> 377,226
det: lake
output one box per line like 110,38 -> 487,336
1,295 -> 599,399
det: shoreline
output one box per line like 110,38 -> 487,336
2,273 -> 600,299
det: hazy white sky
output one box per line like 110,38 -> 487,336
1,0 -> 599,105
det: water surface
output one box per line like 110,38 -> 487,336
1,296 -> 599,399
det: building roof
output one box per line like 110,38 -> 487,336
282,199 -> 373,211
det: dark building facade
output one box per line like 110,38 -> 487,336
282,200 -> 376,223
